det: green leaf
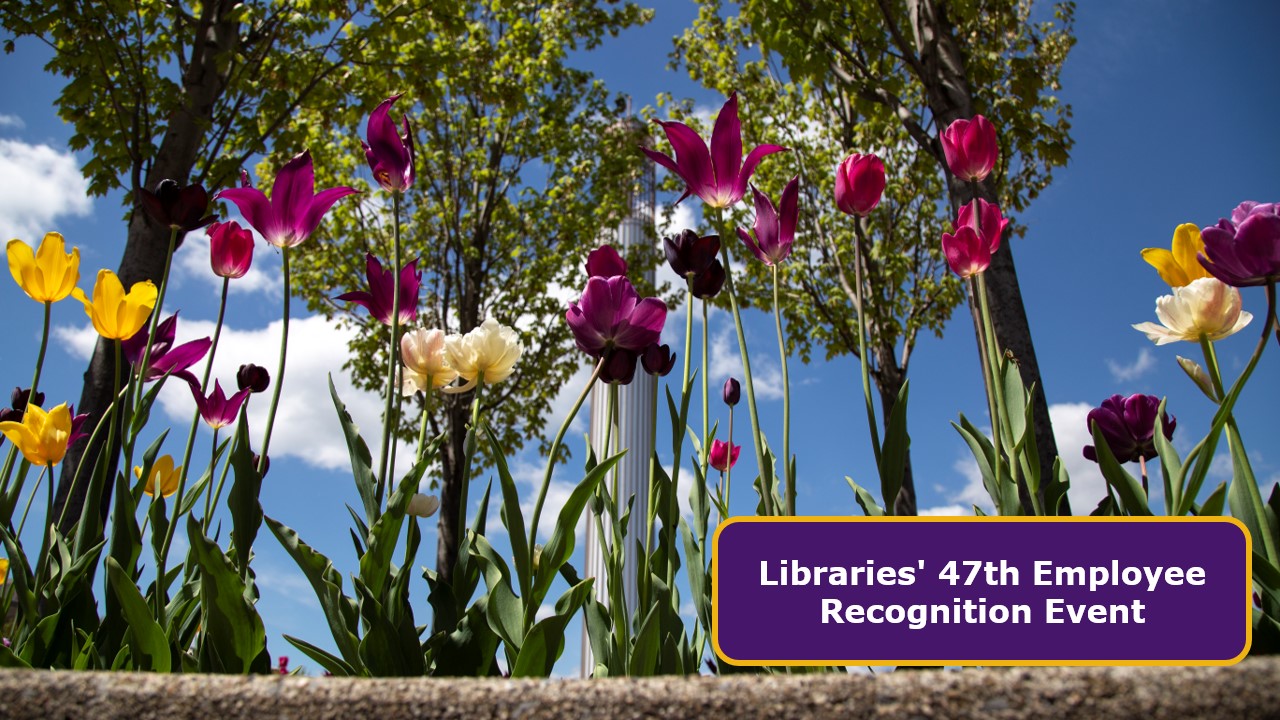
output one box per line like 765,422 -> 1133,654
845,476 -> 885,516
532,451 -> 624,604
510,578 -> 595,678
283,634 -> 356,677
1088,420 -> 1151,516
228,413 -> 264,574
1197,482 -> 1227,517
1152,400 -> 1181,515
1226,424 -> 1279,565
482,420 -> 529,598
265,515 -> 362,670
330,375 -> 379,524
186,517 -> 268,674
628,604 -> 660,677
105,557 -> 171,672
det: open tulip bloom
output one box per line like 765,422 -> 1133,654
444,318 -> 523,393
135,454 -> 183,498
566,274 -> 667,384
337,253 -> 421,326
0,402 -> 72,467
122,313 -> 211,385
709,439 -> 740,473
1083,393 -> 1175,465
191,380 -> 252,430
1132,277 -> 1252,345
72,269 -> 158,341
664,229 -> 719,279
364,94 -> 416,193
218,151 -> 358,249
401,327 -> 458,394
1198,202 -> 1280,287
1142,223 -> 1212,288
941,115 -> 999,183
138,180 -> 216,232
737,177 -> 799,266
643,92 -> 787,208
7,232 -> 80,304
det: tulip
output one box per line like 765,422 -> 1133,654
565,275 -> 667,384
834,153 -> 886,217
940,115 -> 999,182
586,244 -> 628,279
0,403 -> 72,467
1083,394 -> 1175,464
1141,223 -> 1212,288
723,377 -> 740,407
71,269 -> 158,341
121,313 -> 211,385
401,328 -> 458,395
0,388 -> 45,428
664,229 -> 720,279
407,493 -> 440,518
208,220 -> 255,279
364,94 -> 415,193
955,198 -> 1009,252
253,453 -> 270,478
6,232 -> 80,304
691,260 -> 726,299
1132,277 -> 1253,345
190,380 -> 251,430
336,253 -> 421,326
737,177 -> 799,266
941,226 -> 991,279
217,151 -> 358,248
237,364 -> 271,394
138,180 -> 216,232
66,406 -> 89,448
444,318 -> 523,393
641,344 -> 676,377
1198,203 -> 1280,287
135,454 -> 182,498
709,439 -> 740,472
642,92 -> 787,208
0,558 -> 7,586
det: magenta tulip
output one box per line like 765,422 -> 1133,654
208,220 -> 254,279
586,244 -> 627,279
941,115 -> 999,182
565,275 -> 667,384
834,153 -> 886,216
955,198 -> 1009,252
336,253 -> 421,326
643,93 -> 787,208
217,151 -> 358,248
191,380 -> 251,430
737,176 -> 799,266
1199,202 -> 1280,287
709,439 -> 740,472
364,94 -> 415,193
121,313 -> 211,385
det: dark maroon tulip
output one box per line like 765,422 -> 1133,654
10,387 -> 44,412
139,180 -> 216,231
691,259 -> 726,299
600,348 -> 641,385
336,253 -> 421,326
737,177 -> 799,267
834,153 -> 886,217
237,364 -> 271,394
664,229 -> 720,278
586,244 -> 628,278
1199,202 -> 1280,287
1083,394 -> 1176,464
641,344 -> 676,377
722,377 -> 740,407
67,405 -> 90,448
190,380 -> 252,430
122,313 -> 212,385
363,94 -> 415,193
253,452 -> 270,478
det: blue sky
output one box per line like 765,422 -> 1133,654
1,0 -> 1278,675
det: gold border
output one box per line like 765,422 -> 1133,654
710,516 -> 1252,667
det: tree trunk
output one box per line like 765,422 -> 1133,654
434,393 -> 469,589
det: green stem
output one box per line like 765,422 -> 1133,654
723,408 -> 734,521
530,360 -> 603,545
415,381 -> 433,464
133,227 -> 179,415
975,272 -> 1010,512
14,465 -> 48,540
204,434 -> 235,537
203,279 -> 230,390
201,430 -> 220,530
455,380 -> 483,546
851,222 -> 882,471
608,383 -> 620,506
76,340 -> 122,556
25,302 -> 51,411
772,265 -> 793,515
666,280 -> 695,588
55,384 -> 129,531
701,299 -> 709,466
258,246 -> 291,474
377,192 -> 405,508
643,372 -> 660,563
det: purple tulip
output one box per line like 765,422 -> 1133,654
1083,394 -> 1176,464
834,153 -> 886,217
364,94 -> 415,193
208,220 -> 255,279
586,244 -> 628,279
955,198 -> 1009,253
139,180 -> 216,232
941,115 -> 999,183
336,253 -> 421,326
121,313 -> 212,385
191,380 -> 252,430
737,176 -> 799,266
641,343 -> 676,377
709,439 -> 740,472
690,259 -> 726,299
642,92 -> 787,209
217,151 -> 358,249
237,364 -> 271,394
722,377 -> 740,407
1199,202 -> 1280,287
600,349 -> 641,385
0,388 -> 44,439
67,405 -> 90,448
664,229 -> 720,278
566,275 -> 667,384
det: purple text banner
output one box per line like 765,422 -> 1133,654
713,517 -> 1250,666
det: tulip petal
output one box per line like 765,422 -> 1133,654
734,143 -> 789,205
217,187 -> 276,243
654,119 -> 716,202
710,93 -> 744,195
298,186 -> 361,245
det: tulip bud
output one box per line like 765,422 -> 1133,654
586,244 -> 627,279
940,115 -> 999,183
664,229 -> 720,278
237,364 -> 271,394
691,259 -> 726,299
941,226 -> 992,279
407,493 -> 440,518
722,377 -> 740,406
834,153 -> 886,217
1175,356 -> 1218,401
532,544 -> 543,574
139,179 -> 216,231
252,453 -> 270,478
208,220 -> 255,279
641,344 -> 676,377
11,387 -> 43,411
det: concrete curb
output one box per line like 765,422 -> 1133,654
3,660 -> 1279,719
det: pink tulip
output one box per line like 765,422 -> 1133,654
208,220 -> 254,279
834,153 -> 885,216
709,439 -> 740,472
940,115 -> 999,182
217,151 -> 357,248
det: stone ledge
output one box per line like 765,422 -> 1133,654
2,660 -> 1279,719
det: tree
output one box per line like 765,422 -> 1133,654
680,0 -> 1076,512
1,0 -> 406,533
274,0 -> 651,587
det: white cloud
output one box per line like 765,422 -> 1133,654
918,504 -> 970,516
0,139 -> 92,239
171,228 -> 283,296
0,114 -> 24,130
1106,347 -> 1157,383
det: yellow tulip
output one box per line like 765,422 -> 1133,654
444,318 -> 522,393
0,403 -> 72,467
7,232 -> 81,303
0,557 -> 9,586
134,454 -> 182,498
71,269 -> 158,340
1141,223 -> 1213,288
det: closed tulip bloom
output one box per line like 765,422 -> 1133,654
722,377 -> 740,406
641,343 -> 676,377
401,328 -> 458,395
407,493 -> 440,518
208,220 -> 255,279
122,313 -> 211,385
0,403 -> 72,467
691,259 -> 726,299
190,380 -> 251,430
364,94 -> 415,193
336,253 -> 421,326
237,364 -> 271,394
217,151 -> 358,249
1083,394 -> 1175,464
586,244 -> 628,279
941,115 -> 999,182
138,180 -> 216,232
1,387 -> 45,427
71,269 -> 158,340
444,318 -> 523,393
664,229 -> 720,278
135,454 -> 182,498
1141,223 -> 1212,288
941,226 -> 991,279
834,153 -> 886,216
7,232 -> 80,304
709,439 -> 740,472
643,92 -> 787,208
1198,203 -> 1280,287
1132,277 -> 1252,345
737,176 -> 799,266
